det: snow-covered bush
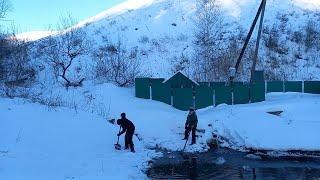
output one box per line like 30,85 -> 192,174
304,20 -> 320,52
92,39 -> 142,87
0,34 -> 35,86
171,53 -> 191,75
138,35 -> 149,44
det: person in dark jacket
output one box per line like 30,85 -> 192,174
117,113 -> 135,153
182,107 -> 198,145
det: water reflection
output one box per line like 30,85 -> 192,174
147,149 -> 320,180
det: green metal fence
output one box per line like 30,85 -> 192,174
195,86 -> 213,109
233,83 -> 250,104
151,82 -> 171,105
135,78 -> 150,99
285,81 -> 302,92
267,81 -> 283,92
215,85 -> 232,105
304,81 -> 320,94
198,82 -> 210,87
210,82 -> 226,90
172,88 -> 193,111
151,78 -> 165,84
250,82 -> 265,103
135,78 -> 320,110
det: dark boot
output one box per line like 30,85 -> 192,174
127,132 -> 135,153
130,143 -> 135,153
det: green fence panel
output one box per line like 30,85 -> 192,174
214,86 -> 232,106
195,87 -> 213,109
210,82 -> 226,90
285,81 -> 302,92
198,82 -> 210,87
233,84 -> 250,104
151,78 -> 165,84
135,78 -> 150,99
233,82 -> 244,86
172,88 -> 193,111
267,81 -> 283,92
151,82 -> 171,105
304,81 -> 320,94
250,82 -> 265,103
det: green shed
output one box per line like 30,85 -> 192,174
163,71 -> 199,88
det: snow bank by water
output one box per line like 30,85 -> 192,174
199,92 -> 320,151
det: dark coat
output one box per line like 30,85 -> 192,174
118,118 -> 135,135
185,112 -> 198,128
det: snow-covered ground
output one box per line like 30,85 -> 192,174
0,97 -> 157,180
1,83 -> 320,179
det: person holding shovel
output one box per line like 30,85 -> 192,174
117,113 -> 135,153
182,107 -> 198,145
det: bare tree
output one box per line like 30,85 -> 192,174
93,38 -> 141,87
0,0 -> 13,80
0,0 -> 12,20
192,0 -> 223,81
38,14 -> 90,87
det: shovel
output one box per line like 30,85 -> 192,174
114,127 -> 121,150
179,131 -> 190,160
182,131 -> 190,152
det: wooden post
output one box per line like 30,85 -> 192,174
249,0 -> 267,102
250,0 -> 267,84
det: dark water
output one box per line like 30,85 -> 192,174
147,149 -> 320,180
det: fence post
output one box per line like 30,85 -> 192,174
231,92 -> 234,105
213,89 -> 216,106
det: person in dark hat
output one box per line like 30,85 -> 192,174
182,107 -> 198,145
117,113 -> 135,152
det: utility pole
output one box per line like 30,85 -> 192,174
250,0 -> 267,84
229,0 -> 266,85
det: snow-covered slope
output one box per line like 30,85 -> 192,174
59,0 -> 320,79
20,0 -> 319,82
16,31 -> 57,41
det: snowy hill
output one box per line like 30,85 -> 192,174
31,0 -> 319,81
2,1 -> 320,178
15,31 -> 57,41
